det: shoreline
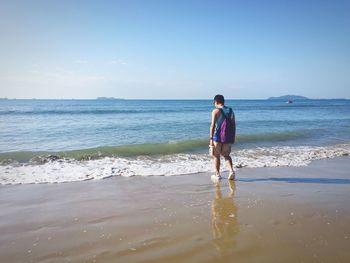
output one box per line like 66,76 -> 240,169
0,157 -> 349,262
1,143 -> 349,185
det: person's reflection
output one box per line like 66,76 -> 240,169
211,180 -> 239,255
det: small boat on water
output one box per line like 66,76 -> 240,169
287,100 -> 293,104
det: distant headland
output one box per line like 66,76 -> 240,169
96,97 -> 125,100
268,95 -> 309,100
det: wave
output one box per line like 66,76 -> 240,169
0,131 -> 309,163
236,130 -> 309,143
0,139 -> 207,163
0,144 -> 349,185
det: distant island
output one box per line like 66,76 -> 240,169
268,95 -> 309,100
96,97 -> 125,100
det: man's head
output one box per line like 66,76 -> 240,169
214,94 -> 225,107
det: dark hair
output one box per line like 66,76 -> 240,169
214,94 -> 225,104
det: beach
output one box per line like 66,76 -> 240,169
1,0 -> 350,261
1,157 -> 349,263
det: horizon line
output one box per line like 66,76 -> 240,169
1,97 -> 349,100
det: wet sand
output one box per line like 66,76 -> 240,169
1,157 -> 350,263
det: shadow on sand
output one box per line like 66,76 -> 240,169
239,177 -> 350,184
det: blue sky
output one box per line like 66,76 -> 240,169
0,0 -> 349,99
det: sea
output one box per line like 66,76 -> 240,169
0,99 -> 349,184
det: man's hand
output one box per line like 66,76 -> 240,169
209,139 -> 214,146
210,109 -> 219,147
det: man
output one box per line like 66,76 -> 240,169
209,94 -> 236,180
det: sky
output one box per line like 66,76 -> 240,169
0,0 -> 349,99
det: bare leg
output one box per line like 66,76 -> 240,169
224,155 -> 234,173
213,156 -> 221,176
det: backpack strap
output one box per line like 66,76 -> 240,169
228,108 -> 232,119
219,108 -> 226,118
219,108 -> 231,119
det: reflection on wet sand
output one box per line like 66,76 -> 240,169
211,181 -> 239,256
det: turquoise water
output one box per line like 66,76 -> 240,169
0,99 -> 350,158
1,99 -> 350,184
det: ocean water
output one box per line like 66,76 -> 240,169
1,99 -> 350,184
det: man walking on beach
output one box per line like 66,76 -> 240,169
209,95 -> 236,180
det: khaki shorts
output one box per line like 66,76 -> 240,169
213,142 -> 232,158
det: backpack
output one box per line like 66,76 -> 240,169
217,108 -> 236,144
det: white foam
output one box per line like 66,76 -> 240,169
0,144 -> 349,185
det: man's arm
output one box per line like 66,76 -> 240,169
209,109 -> 219,146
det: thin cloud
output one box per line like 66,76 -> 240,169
75,60 -> 88,64
55,67 -> 74,75
109,59 -> 127,65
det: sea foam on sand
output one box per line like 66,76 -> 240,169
0,144 -> 349,185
